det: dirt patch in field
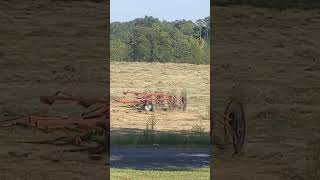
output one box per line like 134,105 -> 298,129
212,5 -> 320,180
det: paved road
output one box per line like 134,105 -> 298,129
110,146 -> 210,169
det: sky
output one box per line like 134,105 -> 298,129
111,0 -> 210,23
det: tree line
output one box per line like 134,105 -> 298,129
215,0 -> 320,10
111,16 -> 210,64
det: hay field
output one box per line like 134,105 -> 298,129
0,1 -> 108,179
213,5 -> 320,180
110,62 -> 210,132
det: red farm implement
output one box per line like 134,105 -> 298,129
113,90 -> 187,111
113,90 -> 245,154
1,91 -> 109,148
0,90 -> 246,155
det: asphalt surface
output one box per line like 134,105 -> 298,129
110,146 -> 210,169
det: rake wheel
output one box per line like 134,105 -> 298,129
223,98 -> 246,154
167,93 -> 177,110
143,103 -> 154,112
180,91 -> 187,111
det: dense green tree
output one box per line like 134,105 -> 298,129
173,20 -> 194,36
111,39 -> 129,61
111,16 -> 210,64
128,26 -> 151,61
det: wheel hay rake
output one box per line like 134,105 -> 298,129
114,90 -> 245,154
213,98 -> 246,155
114,89 -> 188,112
6,91 -> 246,155
1,91 -> 109,152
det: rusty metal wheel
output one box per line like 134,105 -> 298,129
180,91 -> 187,111
167,92 -> 177,110
224,98 -> 246,154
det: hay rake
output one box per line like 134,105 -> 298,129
114,90 -> 187,111
1,91 -> 109,147
1,90 -> 245,154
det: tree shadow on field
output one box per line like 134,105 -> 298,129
110,127 -> 210,147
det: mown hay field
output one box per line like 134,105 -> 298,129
110,62 -> 210,133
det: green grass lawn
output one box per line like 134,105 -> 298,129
110,167 -> 210,180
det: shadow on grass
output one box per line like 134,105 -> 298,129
111,128 -> 209,147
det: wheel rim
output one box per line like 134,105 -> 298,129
144,104 -> 153,111
224,98 -> 246,154
167,93 -> 177,110
180,91 -> 187,111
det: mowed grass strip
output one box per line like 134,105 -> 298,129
110,168 -> 209,180
111,115 -> 209,146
